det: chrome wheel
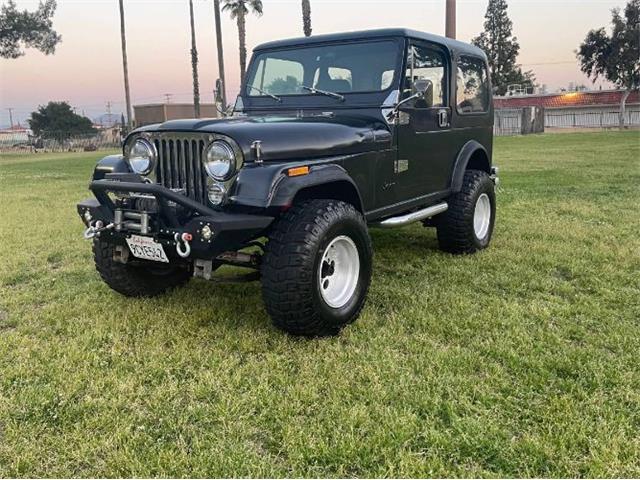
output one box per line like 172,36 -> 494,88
318,235 -> 360,309
473,193 -> 491,239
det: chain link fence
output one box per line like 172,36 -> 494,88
2,110 -> 638,153
0,130 -> 123,154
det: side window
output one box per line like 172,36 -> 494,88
456,56 -> 489,114
404,44 -> 447,107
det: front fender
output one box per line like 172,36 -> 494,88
230,160 -> 363,211
92,154 -> 131,180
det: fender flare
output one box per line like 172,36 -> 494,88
92,154 -> 131,181
450,141 -> 490,193
268,163 -> 364,212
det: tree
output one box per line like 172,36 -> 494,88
0,0 -> 61,59
222,0 -> 263,82
29,102 -> 96,139
118,0 -> 132,129
266,75 -> 301,95
301,0 -> 312,37
577,0 -> 640,129
472,0 -> 534,95
213,0 -> 227,108
189,0 -> 201,118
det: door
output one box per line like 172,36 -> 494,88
394,42 -> 454,202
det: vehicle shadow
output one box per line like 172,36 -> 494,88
161,226 -> 444,333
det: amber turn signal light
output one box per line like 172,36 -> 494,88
287,166 -> 310,177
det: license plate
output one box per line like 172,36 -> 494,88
126,235 -> 169,263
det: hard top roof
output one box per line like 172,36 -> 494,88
254,28 -> 486,58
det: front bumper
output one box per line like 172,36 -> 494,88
77,175 -> 274,261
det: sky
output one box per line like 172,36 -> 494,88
0,0 -> 624,128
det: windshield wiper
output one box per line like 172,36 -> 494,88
301,85 -> 345,102
248,85 -> 282,102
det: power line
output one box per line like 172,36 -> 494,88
521,60 -> 577,66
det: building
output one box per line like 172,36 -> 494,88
133,103 -> 218,127
494,89 -> 640,130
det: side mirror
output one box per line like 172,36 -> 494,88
413,79 -> 434,108
386,78 -> 435,121
214,78 -> 226,109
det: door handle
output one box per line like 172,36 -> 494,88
438,109 -> 450,128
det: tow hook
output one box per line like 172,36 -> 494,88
83,220 -> 114,240
175,232 -> 192,258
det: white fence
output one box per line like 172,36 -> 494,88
495,107 -> 640,136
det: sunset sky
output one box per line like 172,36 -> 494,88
0,0 -> 624,127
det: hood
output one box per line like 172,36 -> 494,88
138,114 -> 392,162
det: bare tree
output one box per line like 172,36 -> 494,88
118,0 -> 132,129
302,0 -> 312,37
445,0 -> 456,39
189,0 -> 201,118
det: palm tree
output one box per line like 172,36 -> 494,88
118,0 -> 132,129
301,0 -> 312,37
189,0 -> 201,118
222,0 -> 263,83
213,0 -> 227,108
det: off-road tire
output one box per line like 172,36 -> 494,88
93,239 -> 191,297
437,169 -> 496,254
261,199 -> 372,336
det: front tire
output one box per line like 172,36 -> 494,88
437,169 -> 496,254
93,240 -> 191,297
261,199 -> 372,336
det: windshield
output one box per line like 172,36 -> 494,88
245,40 -> 400,98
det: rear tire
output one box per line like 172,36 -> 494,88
437,169 -> 496,254
261,199 -> 372,336
93,240 -> 191,297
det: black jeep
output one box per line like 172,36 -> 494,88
77,28 -> 498,336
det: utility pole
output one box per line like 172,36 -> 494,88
213,0 -> 227,108
119,0 -> 133,129
189,0 -> 201,118
446,0 -> 456,39
164,93 -> 173,104
105,101 -> 113,126
6,108 -> 14,128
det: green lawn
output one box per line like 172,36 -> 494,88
1,132 -> 639,477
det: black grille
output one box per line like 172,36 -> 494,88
154,137 -> 207,203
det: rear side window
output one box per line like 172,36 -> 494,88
456,56 -> 490,114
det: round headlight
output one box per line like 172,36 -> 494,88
204,141 -> 236,181
128,138 -> 156,175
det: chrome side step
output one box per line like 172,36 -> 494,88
373,202 -> 448,228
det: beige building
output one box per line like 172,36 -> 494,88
133,103 -> 218,127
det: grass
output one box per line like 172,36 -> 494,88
0,131 -> 639,477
